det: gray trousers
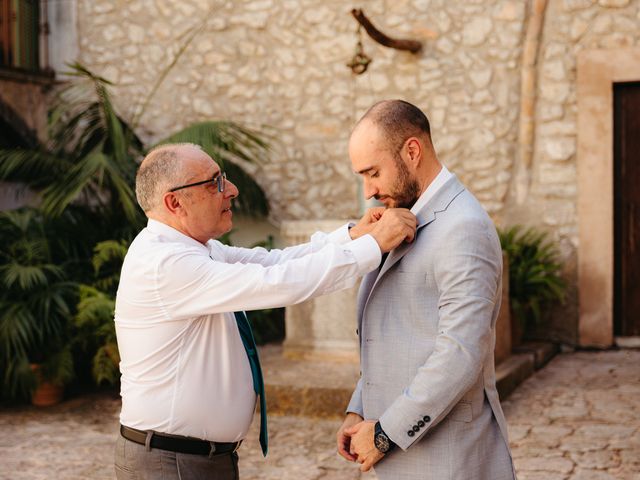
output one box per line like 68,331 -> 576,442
114,435 -> 239,480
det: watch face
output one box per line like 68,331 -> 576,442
375,433 -> 390,453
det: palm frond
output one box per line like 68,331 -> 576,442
40,345 -> 74,386
499,225 -> 567,330
92,240 -> 129,274
0,303 -> 39,361
92,342 -> 120,386
0,148 -> 71,187
75,285 -> 115,329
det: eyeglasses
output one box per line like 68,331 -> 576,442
169,172 -> 226,193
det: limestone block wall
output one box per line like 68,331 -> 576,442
513,0 -> 640,342
75,0 -> 525,224
72,0 -> 640,344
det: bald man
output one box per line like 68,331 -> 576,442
337,101 -> 515,479
113,143 -> 416,480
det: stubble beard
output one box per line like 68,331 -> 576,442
388,157 -> 421,209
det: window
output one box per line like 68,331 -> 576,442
0,0 -> 41,72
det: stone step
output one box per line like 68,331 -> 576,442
260,342 -> 557,418
261,344 -> 357,419
513,341 -> 559,369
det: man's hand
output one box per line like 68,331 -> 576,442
369,209 -> 417,253
349,207 -> 386,240
337,412 -> 364,461
345,420 -> 385,472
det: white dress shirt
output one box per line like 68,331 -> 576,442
410,164 -> 453,215
115,219 -> 380,442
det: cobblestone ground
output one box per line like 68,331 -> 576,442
502,349 -> 640,480
0,350 -> 638,479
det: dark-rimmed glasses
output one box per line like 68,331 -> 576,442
169,172 -> 226,193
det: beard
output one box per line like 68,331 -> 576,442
376,157 -> 421,209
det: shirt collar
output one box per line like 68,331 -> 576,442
146,218 -> 210,255
410,164 -> 453,215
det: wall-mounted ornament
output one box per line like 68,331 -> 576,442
347,26 -> 373,75
350,8 -> 423,54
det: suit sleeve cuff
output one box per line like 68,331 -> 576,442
379,403 -> 429,451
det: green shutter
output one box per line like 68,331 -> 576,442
11,0 -> 39,71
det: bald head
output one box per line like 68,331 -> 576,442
355,100 -> 432,155
135,143 -> 204,213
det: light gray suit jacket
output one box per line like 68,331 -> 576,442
347,176 -> 515,479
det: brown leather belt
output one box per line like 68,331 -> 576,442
120,424 -> 241,456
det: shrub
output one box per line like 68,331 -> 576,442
499,225 -> 567,332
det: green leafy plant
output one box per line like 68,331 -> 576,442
0,22 -> 274,400
0,63 -> 271,229
74,240 -> 128,386
499,225 -> 567,332
0,209 -> 77,400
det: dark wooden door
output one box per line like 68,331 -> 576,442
614,81 -> 640,337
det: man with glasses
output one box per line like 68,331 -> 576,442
114,142 -> 417,479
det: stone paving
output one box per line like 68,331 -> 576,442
502,349 -> 640,480
0,350 -> 638,479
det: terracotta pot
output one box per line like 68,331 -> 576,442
30,364 -> 64,407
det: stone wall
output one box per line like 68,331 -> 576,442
73,0 -> 640,344
509,0 -> 640,343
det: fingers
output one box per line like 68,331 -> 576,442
344,422 -> 363,436
337,430 -> 357,462
367,207 -> 386,221
404,223 -> 416,243
337,437 -> 357,462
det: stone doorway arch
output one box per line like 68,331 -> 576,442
576,48 -> 640,347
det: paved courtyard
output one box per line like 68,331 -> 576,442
1,349 -> 638,479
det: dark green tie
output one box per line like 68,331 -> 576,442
234,311 -> 268,456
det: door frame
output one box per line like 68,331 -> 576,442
577,48 -> 640,347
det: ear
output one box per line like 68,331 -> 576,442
162,192 -> 184,216
404,137 -> 422,168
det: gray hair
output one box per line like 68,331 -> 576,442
135,143 -> 203,212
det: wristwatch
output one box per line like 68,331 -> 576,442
374,421 -> 396,454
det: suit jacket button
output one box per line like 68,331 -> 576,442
407,430 -> 415,437
423,415 -> 431,423
412,425 -> 420,433
418,420 -> 425,428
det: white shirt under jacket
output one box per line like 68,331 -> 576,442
115,219 -> 380,442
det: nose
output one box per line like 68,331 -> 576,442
224,179 -> 239,199
362,179 -> 378,200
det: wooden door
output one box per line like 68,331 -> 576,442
614,81 -> 640,337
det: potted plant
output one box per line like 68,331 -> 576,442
0,209 -> 76,404
0,59 -> 273,399
499,225 -> 567,347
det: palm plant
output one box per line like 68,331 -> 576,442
0,209 -> 76,400
74,239 -> 128,386
0,23 -> 273,400
0,63 -> 271,230
498,225 -> 567,332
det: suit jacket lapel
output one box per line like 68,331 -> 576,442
361,175 -> 466,312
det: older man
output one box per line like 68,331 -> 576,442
336,101 -> 515,479
113,142 -> 416,480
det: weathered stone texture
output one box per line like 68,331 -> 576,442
73,0 -> 640,343
74,0 -> 526,224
